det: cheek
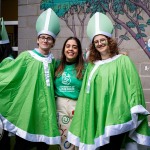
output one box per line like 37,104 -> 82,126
74,49 -> 79,56
50,42 -> 54,47
106,45 -> 110,51
64,50 -> 68,56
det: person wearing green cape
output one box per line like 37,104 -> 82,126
0,8 -> 61,149
0,17 -> 17,150
67,12 -> 150,150
0,17 -> 16,67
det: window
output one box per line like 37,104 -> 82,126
1,0 -> 18,54
4,21 -> 18,51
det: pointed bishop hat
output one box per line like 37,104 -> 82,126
87,12 -> 114,41
36,8 -> 60,39
0,17 -> 9,44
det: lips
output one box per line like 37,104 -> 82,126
67,51 -> 74,56
97,45 -> 106,48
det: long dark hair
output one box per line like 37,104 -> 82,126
88,36 -> 119,63
55,37 -> 85,79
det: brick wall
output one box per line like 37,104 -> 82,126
18,0 -> 150,122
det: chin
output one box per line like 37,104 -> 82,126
42,48 -> 49,51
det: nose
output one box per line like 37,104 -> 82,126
98,40 -> 102,45
69,46 -> 73,50
44,38 -> 48,42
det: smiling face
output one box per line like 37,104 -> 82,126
37,34 -> 55,55
64,39 -> 79,62
93,34 -> 110,59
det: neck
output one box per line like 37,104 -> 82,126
66,58 -> 77,63
39,48 -> 50,55
101,53 -> 110,60
66,61 -> 76,65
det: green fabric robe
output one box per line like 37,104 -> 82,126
0,50 -> 60,144
0,56 -> 14,67
68,54 -> 150,149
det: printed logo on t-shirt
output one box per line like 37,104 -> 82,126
59,72 -> 75,92
62,72 -> 71,85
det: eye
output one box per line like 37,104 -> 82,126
94,40 -> 98,45
100,39 -> 106,43
47,37 -> 52,41
73,46 -> 77,49
40,36 -> 45,39
65,44 -> 70,48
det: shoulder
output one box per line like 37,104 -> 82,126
86,62 -> 94,70
119,54 -> 133,64
15,51 -> 32,62
84,61 -> 88,66
18,50 -> 31,56
118,55 -> 137,71
119,54 -> 130,60
55,59 -> 61,68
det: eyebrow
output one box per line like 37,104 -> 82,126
66,44 -> 77,47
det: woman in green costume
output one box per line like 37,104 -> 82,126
67,12 -> 150,150
0,8 -> 61,150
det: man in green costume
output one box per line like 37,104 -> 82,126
0,8 -> 61,149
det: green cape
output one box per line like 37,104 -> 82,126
0,56 -> 14,67
0,50 -> 60,144
68,55 -> 150,149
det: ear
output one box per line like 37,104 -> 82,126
51,43 -> 55,48
51,41 -> 55,48
37,38 -> 39,44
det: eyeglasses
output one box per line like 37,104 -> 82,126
39,36 -> 53,42
93,38 -> 107,46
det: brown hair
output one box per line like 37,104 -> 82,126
88,36 -> 119,63
55,37 -> 85,79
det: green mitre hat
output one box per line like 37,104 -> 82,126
0,17 -> 9,44
36,8 -> 60,39
87,12 -> 114,41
